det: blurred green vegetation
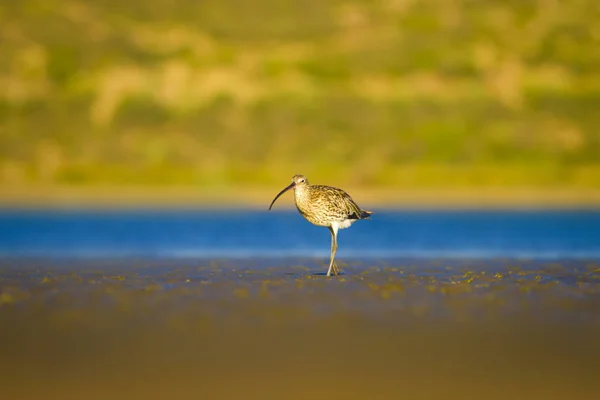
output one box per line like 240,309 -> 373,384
1,0 -> 599,190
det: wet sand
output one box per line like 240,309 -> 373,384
3,185 -> 600,209
1,258 -> 600,400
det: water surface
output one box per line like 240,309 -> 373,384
1,208 -> 599,259
2,208 -> 600,400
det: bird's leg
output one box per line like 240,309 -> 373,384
327,226 -> 339,276
332,231 -> 340,275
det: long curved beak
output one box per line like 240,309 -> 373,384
268,182 -> 295,210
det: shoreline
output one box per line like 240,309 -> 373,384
1,185 -> 600,209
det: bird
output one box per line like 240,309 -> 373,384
268,174 -> 373,276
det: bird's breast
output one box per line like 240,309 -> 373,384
295,203 -> 326,226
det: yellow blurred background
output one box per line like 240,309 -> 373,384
1,0 -> 599,207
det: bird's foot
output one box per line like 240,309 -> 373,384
326,262 -> 342,277
331,262 -> 341,276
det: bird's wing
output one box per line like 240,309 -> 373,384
313,185 -> 363,220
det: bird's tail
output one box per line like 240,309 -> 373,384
360,210 -> 373,219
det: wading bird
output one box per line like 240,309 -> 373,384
268,174 -> 373,276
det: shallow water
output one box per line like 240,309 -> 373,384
2,209 -> 600,399
1,208 -> 600,259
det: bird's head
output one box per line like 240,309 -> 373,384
291,174 -> 309,186
268,174 -> 309,210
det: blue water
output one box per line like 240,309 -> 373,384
0,208 -> 599,259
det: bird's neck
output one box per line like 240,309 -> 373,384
293,185 -> 310,207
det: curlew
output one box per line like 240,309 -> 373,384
268,174 -> 373,276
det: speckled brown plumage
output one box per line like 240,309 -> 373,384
269,174 -> 373,276
293,182 -> 372,227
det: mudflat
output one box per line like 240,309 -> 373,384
1,258 -> 599,400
